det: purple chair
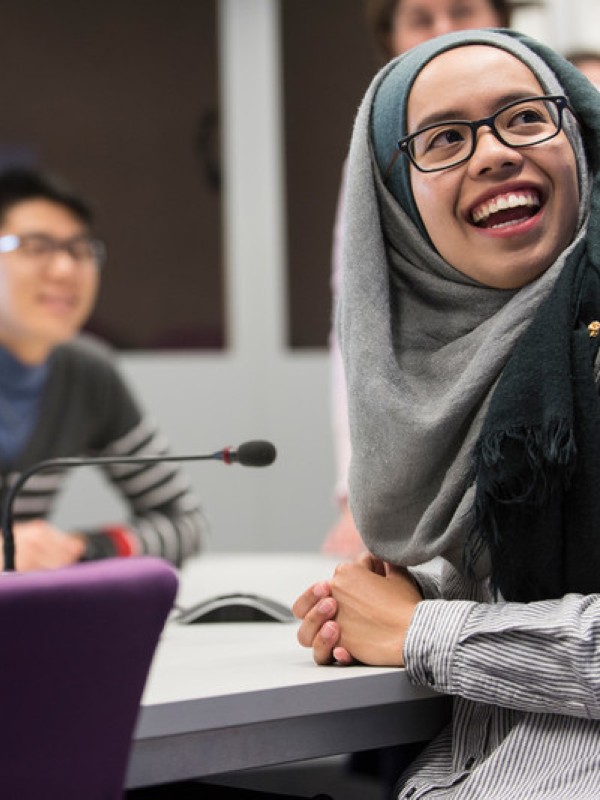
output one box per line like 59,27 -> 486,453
0,556 -> 178,799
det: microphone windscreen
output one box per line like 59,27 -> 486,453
236,440 -> 277,467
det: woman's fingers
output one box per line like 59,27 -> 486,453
296,595 -> 337,647
332,646 -> 354,665
313,620 -> 341,665
292,581 -> 331,619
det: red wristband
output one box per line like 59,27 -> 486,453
104,525 -> 135,557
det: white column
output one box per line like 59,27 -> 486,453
219,0 -> 286,359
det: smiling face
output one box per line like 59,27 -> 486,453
390,0 -> 503,55
0,199 -> 100,363
407,45 -> 580,289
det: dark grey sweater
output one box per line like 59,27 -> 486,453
0,335 -> 205,565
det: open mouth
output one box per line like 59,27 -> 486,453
39,294 -> 78,312
470,190 -> 542,230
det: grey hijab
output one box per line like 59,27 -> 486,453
339,29 -> 591,576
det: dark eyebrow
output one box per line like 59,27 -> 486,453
410,91 -> 543,133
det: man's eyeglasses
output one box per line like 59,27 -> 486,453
384,95 -> 570,179
0,233 -> 106,268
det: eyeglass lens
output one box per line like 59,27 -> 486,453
408,97 -> 562,171
18,234 -> 104,265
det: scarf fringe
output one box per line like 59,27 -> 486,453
465,419 -> 577,584
474,418 -> 576,502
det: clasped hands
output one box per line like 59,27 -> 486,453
292,553 -> 423,667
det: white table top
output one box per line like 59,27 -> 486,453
127,553 -> 449,788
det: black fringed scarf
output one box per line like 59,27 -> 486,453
468,240 -> 600,600
465,32 -> 600,602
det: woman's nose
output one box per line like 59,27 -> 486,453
467,128 -> 523,177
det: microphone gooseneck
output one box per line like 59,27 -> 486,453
1,440 -> 277,573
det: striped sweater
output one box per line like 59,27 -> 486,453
0,335 -> 205,566
398,563 -> 600,798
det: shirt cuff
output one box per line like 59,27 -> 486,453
403,598 -> 478,692
79,532 -> 118,561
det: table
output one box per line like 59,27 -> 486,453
126,553 -> 449,789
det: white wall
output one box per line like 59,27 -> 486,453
543,0 -> 600,52
53,0 -> 600,553
511,0 -> 600,50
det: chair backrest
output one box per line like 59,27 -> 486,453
0,556 -> 178,800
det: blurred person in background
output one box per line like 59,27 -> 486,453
0,168 -> 206,571
565,49 -> 600,90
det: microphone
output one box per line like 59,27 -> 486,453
1,440 -> 277,573
223,440 -> 277,467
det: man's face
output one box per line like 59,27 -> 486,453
0,199 -> 100,363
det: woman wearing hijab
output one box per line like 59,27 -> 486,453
296,29 -> 600,799
324,0 -> 516,557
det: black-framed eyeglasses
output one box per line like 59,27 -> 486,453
0,233 -> 106,268
384,95 -> 571,179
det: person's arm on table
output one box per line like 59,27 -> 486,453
8,520 -> 85,571
295,557 -> 600,719
404,592 -> 600,719
81,416 -> 207,566
70,342 -> 207,566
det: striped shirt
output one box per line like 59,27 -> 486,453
0,335 -> 206,566
399,563 -> 600,799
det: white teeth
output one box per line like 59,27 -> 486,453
472,191 -> 540,224
490,217 -> 529,230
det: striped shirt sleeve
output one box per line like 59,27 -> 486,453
93,416 -> 208,566
404,592 -> 600,719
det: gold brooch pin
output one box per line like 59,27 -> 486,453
588,321 -> 600,338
